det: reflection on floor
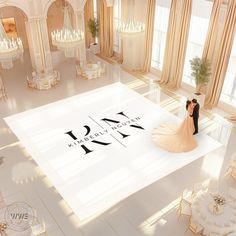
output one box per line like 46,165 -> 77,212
0,51 -> 236,236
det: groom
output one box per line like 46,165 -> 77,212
191,99 -> 200,135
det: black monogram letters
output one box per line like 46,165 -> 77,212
65,111 -> 145,155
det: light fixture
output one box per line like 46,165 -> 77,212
51,4 -> 84,58
0,20 -> 24,69
118,20 -> 145,34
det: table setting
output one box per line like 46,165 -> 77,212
191,190 -> 236,235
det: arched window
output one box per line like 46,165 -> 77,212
93,0 -> 97,18
182,0 -> 213,86
220,37 -> 236,106
113,0 -> 121,53
151,0 -> 171,71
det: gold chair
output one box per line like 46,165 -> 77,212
186,216 -> 203,235
0,77 -> 7,100
176,189 -> 192,219
76,65 -> 83,76
229,167 -> 236,181
226,153 -> 236,181
26,76 -> 37,89
31,219 -> 47,236
192,183 -> 203,197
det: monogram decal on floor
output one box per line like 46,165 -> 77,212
65,111 -> 145,154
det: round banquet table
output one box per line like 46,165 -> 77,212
191,191 -> 236,235
83,63 -> 101,79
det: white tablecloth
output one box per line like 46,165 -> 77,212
192,191 -> 236,235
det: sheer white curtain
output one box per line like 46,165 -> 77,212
220,37 -> 236,107
151,0 -> 171,71
113,0 -> 121,53
182,0 -> 213,86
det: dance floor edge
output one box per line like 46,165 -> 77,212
4,82 -> 222,221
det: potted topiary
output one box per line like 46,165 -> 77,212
88,18 -> 99,54
189,57 -> 211,107
190,57 -> 211,95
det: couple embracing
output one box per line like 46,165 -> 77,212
152,99 -> 200,153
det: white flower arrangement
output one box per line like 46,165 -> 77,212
213,194 -> 226,206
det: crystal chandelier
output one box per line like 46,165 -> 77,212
118,20 -> 145,34
0,20 -> 24,69
51,6 -> 84,58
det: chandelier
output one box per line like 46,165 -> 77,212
51,6 -> 84,58
0,20 -> 24,69
118,20 -> 145,34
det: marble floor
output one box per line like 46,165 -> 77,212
0,51 -> 236,236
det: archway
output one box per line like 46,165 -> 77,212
44,0 -> 76,18
0,6 -> 31,71
47,0 -> 76,51
0,6 -> 29,51
0,6 -> 32,102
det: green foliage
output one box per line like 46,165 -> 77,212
190,57 -> 211,93
88,18 -> 99,39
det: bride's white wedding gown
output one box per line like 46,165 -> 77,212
152,106 -> 198,153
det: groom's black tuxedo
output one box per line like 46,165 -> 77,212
192,103 -> 200,135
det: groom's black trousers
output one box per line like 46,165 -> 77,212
193,116 -> 199,134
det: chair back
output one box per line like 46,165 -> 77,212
228,187 -> 236,200
192,183 -> 202,197
188,217 -> 202,233
31,220 -> 46,236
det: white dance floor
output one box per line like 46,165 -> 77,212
5,83 -> 221,221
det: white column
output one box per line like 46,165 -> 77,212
74,10 -> 86,62
25,17 -> 53,74
25,17 -> 60,90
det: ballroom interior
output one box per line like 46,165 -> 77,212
0,0 -> 236,235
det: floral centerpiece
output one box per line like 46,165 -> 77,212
211,194 -> 226,214
213,194 -> 226,206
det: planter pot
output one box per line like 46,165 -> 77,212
191,93 -> 205,108
90,43 -> 100,54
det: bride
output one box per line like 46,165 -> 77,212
152,100 -> 198,153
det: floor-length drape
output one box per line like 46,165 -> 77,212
142,0 -> 156,72
202,0 -> 222,60
117,0 -> 125,63
199,0 -> 222,95
205,0 -> 236,108
84,0 -> 95,48
159,0 -> 192,89
97,0 -> 113,57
